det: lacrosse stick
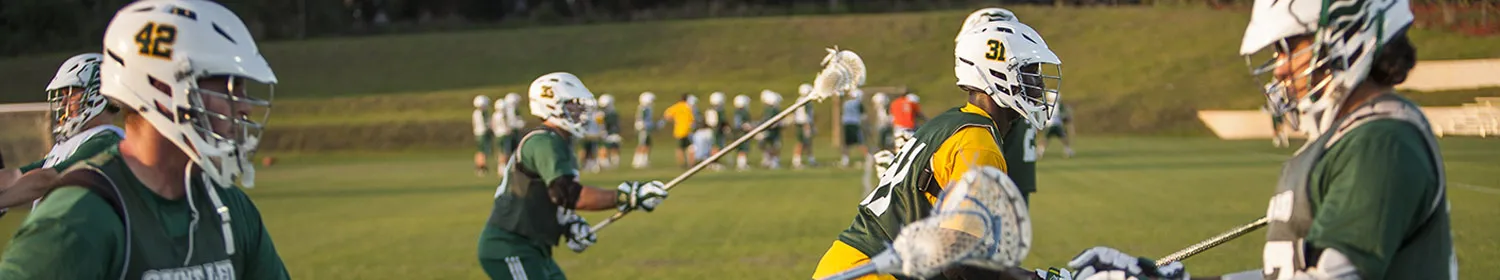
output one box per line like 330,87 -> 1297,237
590,47 -> 867,232
820,166 -> 1032,280
1155,216 -> 1269,267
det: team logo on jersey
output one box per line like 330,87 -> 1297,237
141,259 -> 234,280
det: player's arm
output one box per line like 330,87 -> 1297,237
0,188 -> 122,279
529,135 -> 665,212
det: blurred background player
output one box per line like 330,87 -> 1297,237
1068,1 -> 1453,279
793,83 -> 818,169
578,102 -> 606,173
870,92 -> 895,151
1036,92 -> 1073,159
632,92 -> 658,169
491,95 -> 514,172
499,93 -> 525,164
690,119 -> 715,168
473,95 -> 494,176
0,53 -> 124,212
479,72 -> 669,279
890,92 -> 926,147
598,94 -> 623,168
0,1 -> 291,277
840,89 -> 868,168
759,90 -> 785,169
812,13 -> 1062,279
705,92 -> 730,170
732,94 -> 754,170
662,94 -> 698,168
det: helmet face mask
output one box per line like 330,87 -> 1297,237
101,1 -> 277,188
1240,0 -> 1413,136
954,20 -> 1062,128
46,53 -> 107,142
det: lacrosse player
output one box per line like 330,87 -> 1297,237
732,94 -> 754,170
0,1 -> 290,278
632,92 -> 658,169
959,6 -> 1049,208
793,83 -> 818,169
0,53 -> 124,211
1036,94 -> 1073,159
662,94 -> 698,168
474,95 -> 495,176
501,93 -> 525,154
479,72 -> 669,279
706,92 -> 731,169
493,96 -> 516,172
1068,1 -> 1453,279
812,16 -> 1062,280
871,92 -> 895,151
598,94 -> 623,168
578,106 -> 606,173
840,89 -> 868,168
759,90 -> 785,169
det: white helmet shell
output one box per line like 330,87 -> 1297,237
734,95 -> 750,108
760,90 -> 781,105
954,20 -> 1062,128
686,94 -> 698,107
872,92 -> 890,105
102,0 -> 276,188
505,93 -> 522,107
639,91 -> 656,105
798,83 -> 813,95
709,92 -> 726,106
528,72 -> 596,136
474,95 -> 491,109
598,94 -> 615,108
493,97 -> 507,110
906,93 -> 920,103
46,53 -> 107,142
957,8 -> 1018,42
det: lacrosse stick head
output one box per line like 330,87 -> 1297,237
872,165 -> 1031,278
810,47 -> 868,102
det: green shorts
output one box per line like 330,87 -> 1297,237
477,133 -> 494,154
842,124 -> 863,146
477,226 -> 566,280
761,129 -> 782,150
797,125 -> 814,146
677,137 -> 691,149
1045,125 -> 1067,139
604,134 -> 622,149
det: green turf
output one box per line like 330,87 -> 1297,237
0,137 -> 1494,279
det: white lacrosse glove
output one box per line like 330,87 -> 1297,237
1036,267 -> 1076,280
1068,247 -> 1188,280
616,181 -> 668,212
556,207 -> 596,253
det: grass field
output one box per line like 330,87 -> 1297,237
0,137 -> 1493,279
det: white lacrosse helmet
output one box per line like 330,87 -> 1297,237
598,94 -> 615,108
1241,0 -> 1414,136
504,92 -> 522,107
102,0 -> 276,188
493,97 -> 507,111
686,94 -> 698,107
473,95 -> 491,109
733,94 -> 750,108
798,83 -> 813,95
639,91 -> 656,105
906,93 -> 920,104
761,90 -> 781,105
955,20 -> 1063,128
709,92 -> 725,106
528,72 -> 596,136
849,89 -> 864,99
872,92 -> 890,106
956,8 -> 1019,42
46,53 -> 108,142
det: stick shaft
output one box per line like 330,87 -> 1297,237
591,96 -> 819,232
1156,216 -> 1270,267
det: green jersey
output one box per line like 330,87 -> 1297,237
483,128 -> 580,255
19,125 -> 123,173
1264,95 -> 1452,279
603,109 -> 621,135
762,106 -> 782,139
1001,119 -> 1036,196
0,148 -> 288,279
836,107 -> 1001,260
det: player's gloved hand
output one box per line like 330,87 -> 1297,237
1067,247 -> 1187,280
1036,267 -> 1076,280
616,181 -> 668,212
556,207 -> 596,253
871,150 -> 897,175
